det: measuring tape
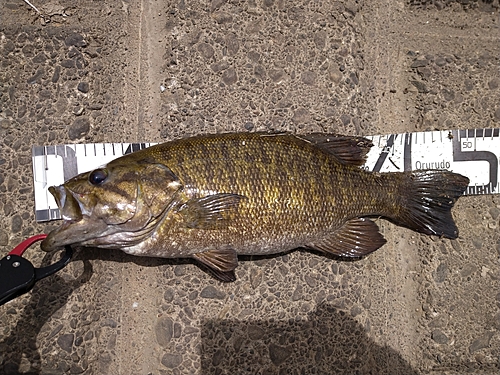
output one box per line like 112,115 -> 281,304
31,128 -> 500,222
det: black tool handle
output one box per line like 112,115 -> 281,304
0,246 -> 73,306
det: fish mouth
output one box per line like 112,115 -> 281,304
42,185 -> 99,252
49,185 -> 84,222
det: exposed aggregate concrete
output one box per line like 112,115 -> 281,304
0,0 -> 499,374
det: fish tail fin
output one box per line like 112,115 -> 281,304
394,170 -> 469,239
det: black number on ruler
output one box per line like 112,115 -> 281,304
452,129 -> 497,194
462,141 -> 473,149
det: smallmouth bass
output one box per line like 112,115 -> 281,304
42,133 -> 469,281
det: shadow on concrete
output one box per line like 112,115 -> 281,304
200,302 -> 419,375
2,249 -> 496,374
0,251 -> 92,375
72,247 -> 365,282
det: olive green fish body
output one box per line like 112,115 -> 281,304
42,133 -> 469,281
136,134 -> 390,256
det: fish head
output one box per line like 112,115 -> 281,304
41,157 -> 182,252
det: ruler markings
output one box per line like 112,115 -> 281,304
32,129 -> 500,222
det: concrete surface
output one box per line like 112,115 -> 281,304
0,0 -> 499,374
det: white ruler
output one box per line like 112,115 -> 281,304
32,129 -> 500,222
32,143 -> 157,222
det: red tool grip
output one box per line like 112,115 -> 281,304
9,234 -> 48,256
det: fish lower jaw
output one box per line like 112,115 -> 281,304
40,237 -> 58,252
118,240 -> 189,258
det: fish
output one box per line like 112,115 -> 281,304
41,132 -> 470,281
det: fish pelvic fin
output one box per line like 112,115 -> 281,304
180,193 -> 246,229
193,249 -> 238,282
306,218 -> 387,257
298,134 -> 373,166
395,170 -> 469,239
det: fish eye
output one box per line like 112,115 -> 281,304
89,169 -> 108,185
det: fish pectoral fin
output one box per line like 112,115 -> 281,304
181,193 -> 246,229
306,218 -> 387,257
193,249 -> 238,282
299,134 -> 373,166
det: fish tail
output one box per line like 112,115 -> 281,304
394,170 -> 469,239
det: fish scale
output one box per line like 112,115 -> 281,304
154,135 -> 363,250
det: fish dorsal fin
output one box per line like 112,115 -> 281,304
299,134 -> 373,166
193,249 -> 238,282
180,193 -> 246,229
306,218 -> 386,257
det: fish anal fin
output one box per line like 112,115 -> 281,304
307,218 -> 387,257
193,248 -> 239,280
181,193 -> 246,229
299,134 -> 373,166
204,268 -> 236,283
